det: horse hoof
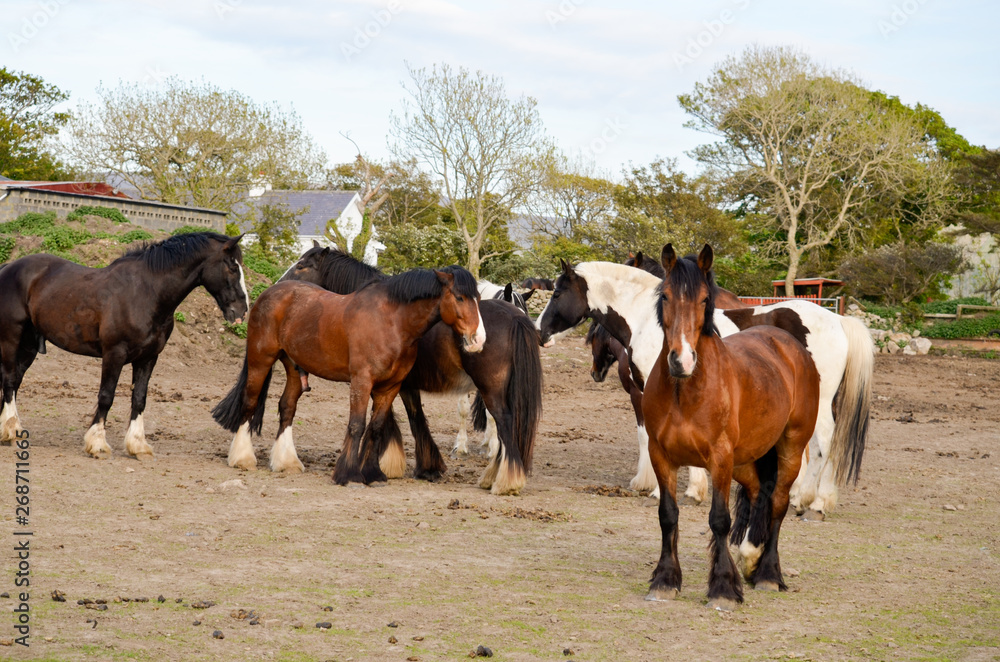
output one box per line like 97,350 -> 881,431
679,495 -> 702,506
706,597 -> 738,612
754,580 -> 781,592
645,588 -> 679,602
641,497 -> 659,508
801,509 -> 825,522
415,470 -> 443,482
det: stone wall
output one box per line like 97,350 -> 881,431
0,188 -> 226,233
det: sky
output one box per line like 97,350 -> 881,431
5,0 -> 1000,179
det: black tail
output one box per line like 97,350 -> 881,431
471,392 -> 487,432
212,356 -> 273,434
506,313 -> 543,472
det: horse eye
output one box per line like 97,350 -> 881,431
455,295 -> 465,303
552,291 -> 561,299
661,293 -> 669,302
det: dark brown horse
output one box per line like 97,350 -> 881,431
278,245 -> 542,495
642,244 -> 832,610
211,266 -> 485,486
0,232 -> 249,455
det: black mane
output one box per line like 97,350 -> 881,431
116,232 -> 236,272
382,265 -> 479,304
655,254 -> 718,336
626,254 -> 666,279
316,247 -> 386,293
585,320 -> 612,345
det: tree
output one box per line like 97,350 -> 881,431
525,157 -> 618,244
955,148 -> 1000,236
839,241 -> 966,304
243,203 -> 302,263
679,46 -> 954,295
390,63 -> 554,277
63,78 -> 326,213
0,68 -> 71,180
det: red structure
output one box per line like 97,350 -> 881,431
739,278 -> 846,314
5,181 -> 131,199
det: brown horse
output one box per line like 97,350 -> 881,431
642,244 -> 832,611
211,266 -> 485,486
0,232 -> 249,455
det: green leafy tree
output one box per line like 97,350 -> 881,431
679,46 -> 960,295
0,68 -> 71,180
64,78 -> 326,213
243,203 -> 302,263
839,241 -> 966,304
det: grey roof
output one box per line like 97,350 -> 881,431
0,175 -> 12,181
234,190 -> 358,236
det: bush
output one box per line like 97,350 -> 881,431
922,313 -> 1000,339
250,282 -> 269,301
174,311 -> 186,323
0,236 -> 15,263
900,302 -> 924,330
172,225 -> 211,236
241,243 -> 283,282
67,205 -> 129,224
0,211 -> 57,235
378,224 -> 466,274
41,226 -> 93,251
921,297 -> 990,315
117,229 -> 154,244
225,321 -> 248,339
840,241 -> 965,304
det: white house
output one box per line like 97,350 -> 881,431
238,185 -> 386,265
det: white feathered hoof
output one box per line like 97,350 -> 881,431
227,422 -> 257,470
124,415 -> 154,458
83,423 -> 112,457
379,439 -> 407,479
0,398 -> 24,445
269,427 -> 304,473
490,457 -> 526,496
478,456 -> 500,491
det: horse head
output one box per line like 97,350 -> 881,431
536,259 -> 590,347
279,241 -> 330,285
436,267 -> 486,353
202,234 -> 250,324
657,243 -> 717,379
586,321 -> 617,382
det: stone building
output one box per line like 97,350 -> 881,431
0,178 -> 226,233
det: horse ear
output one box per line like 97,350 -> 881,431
521,289 -> 535,301
224,234 -> 244,253
503,282 -> 513,300
697,244 -> 714,274
559,258 -> 569,273
634,251 -> 645,267
320,247 -> 331,256
661,243 -> 677,273
627,251 -> 635,259
312,239 -> 321,248
433,269 -> 455,287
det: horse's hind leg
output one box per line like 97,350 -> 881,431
270,355 -> 305,473
0,327 -> 38,445
124,356 -> 157,457
377,402 -> 407,480
360,386 -> 399,484
400,388 -> 446,481
84,350 -> 125,457
452,392 -> 472,456
753,437 -> 808,592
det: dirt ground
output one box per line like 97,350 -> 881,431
1,293 -> 998,662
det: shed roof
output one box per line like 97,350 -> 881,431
234,190 -> 358,236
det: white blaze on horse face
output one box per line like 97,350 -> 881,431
465,305 -> 487,353
678,332 -> 697,375
228,421 -> 257,470
238,262 -> 250,313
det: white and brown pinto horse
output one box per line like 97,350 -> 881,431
536,258 -> 873,518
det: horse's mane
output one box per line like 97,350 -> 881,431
317,247 -> 386,293
115,232 -> 236,272
382,265 -> 479,304
655,254 -> 718,336
585,320 -> 612,345
625,254 -> 666,279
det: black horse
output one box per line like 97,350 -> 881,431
0,232 -> 249,456
279,244 -> 543,495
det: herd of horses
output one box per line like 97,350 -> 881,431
0,231 -> 874,609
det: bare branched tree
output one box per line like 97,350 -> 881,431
390,63 -> 554,276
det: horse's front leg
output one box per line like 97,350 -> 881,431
646,440 -> 681,601
270,355 -> 305,473
706,458 -> 743,611
84,350 -> 125,457
124,356 -> 158,457
452,391 -> 472,456
332,376 -> 372,485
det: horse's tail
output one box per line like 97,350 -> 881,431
212,356 -> 273,435
471,392 -> 487,432
506,313 -> 543,473
830,316 -> 874,485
